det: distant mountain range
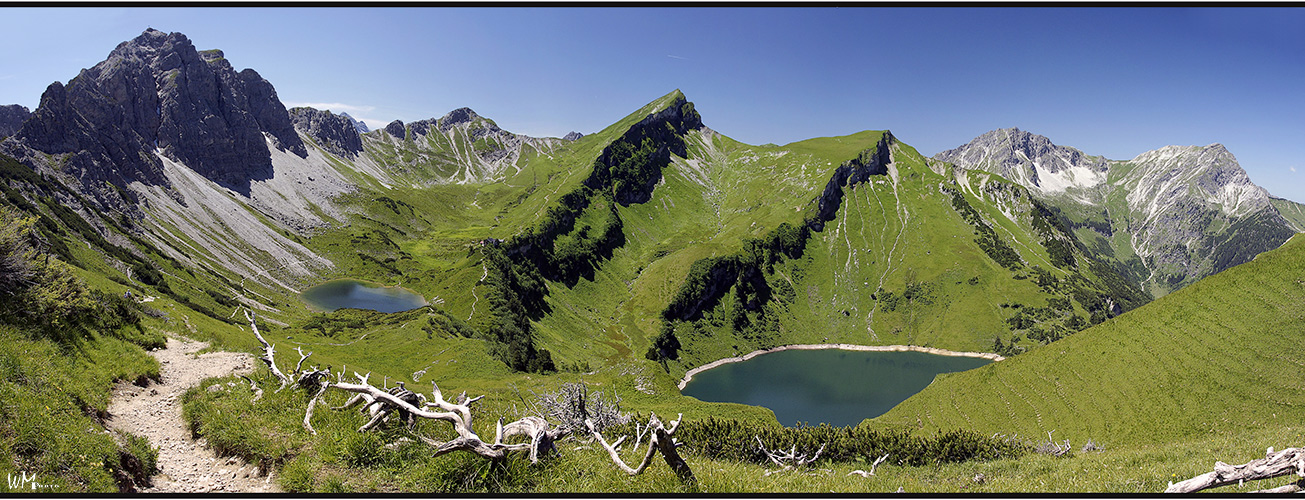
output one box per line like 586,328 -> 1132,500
936,128 -> 1302,295
10,28 -> 1305,495
0,28 -> 1300,370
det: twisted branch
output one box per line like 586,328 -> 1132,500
246,309 -> 292,391
1166,447 -> 1305,493
326,375 -> 562,461
586,412 -> 695,484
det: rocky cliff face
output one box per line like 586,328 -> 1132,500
366,107 -> 564,185
936,129 -> 1298,294
0,105 -> 29,137
338,112 -> 369,133
810,132 -> 893,231
11,28 -> 307,195
290,107 -> 364,158
934,128 -> 1109,195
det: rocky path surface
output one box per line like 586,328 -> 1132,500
107,336 -> 281,493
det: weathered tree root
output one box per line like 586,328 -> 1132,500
246,310 -> 292,392
1166,447 -> 1305,493
848,453 -> 889,477
756,435 -> 826,472
586,412 -> 696,485
325,376 -> 564,462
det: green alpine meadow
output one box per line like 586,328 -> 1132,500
0,25 -> 1302,494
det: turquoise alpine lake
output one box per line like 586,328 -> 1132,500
300,279 -> 427,313
680,349 -> 992,427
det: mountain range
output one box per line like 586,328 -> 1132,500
2,28 -> 1301,364
2,28 -> 1303,493
936,128 -> 1301,295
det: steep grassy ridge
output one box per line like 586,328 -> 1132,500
878,233 -> 1305,447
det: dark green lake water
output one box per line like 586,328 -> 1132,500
681,349 -> 992,427
300,279 -> 427,313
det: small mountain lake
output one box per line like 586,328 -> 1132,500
680,348 -> 992,427
300,279 -> 427,313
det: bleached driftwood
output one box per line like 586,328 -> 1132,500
849,453 -> 889,477
326,376 -> 563,462
246,310 -> 292,391
756,435 -> 826,471
1165,447 -> 1305,493
303,383 -> 328,435
239,375 -> 263,402
585,412 -> 696,484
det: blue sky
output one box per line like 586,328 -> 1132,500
2,6 -> 1302,202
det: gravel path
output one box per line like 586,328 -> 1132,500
107,336 -> 281,493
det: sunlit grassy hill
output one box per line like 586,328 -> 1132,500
878,232 -> 1305,448
7,84 -> 1299,492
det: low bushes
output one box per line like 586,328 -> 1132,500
635,416 -> 1028,467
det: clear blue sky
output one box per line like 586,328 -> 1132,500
2,6 -> 1302,202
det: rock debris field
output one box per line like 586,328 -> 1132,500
107,336 -> 281,493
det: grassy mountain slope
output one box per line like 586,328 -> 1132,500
8,83 -> 1299,493
1271,196 -> 1305,233
877,232 -> 1305,447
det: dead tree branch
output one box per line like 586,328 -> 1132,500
325,376 -> 562,462
239,375 -> 263,403
246,309 -> 292,391
1166,447 -> 1305,493
1035,430 -> 1072,457
849,453 -> 889,477
756,435 -> 826,471
303,383 -> 329,435
586,412 -> 695,485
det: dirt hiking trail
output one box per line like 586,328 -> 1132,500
107,335 -> 282,493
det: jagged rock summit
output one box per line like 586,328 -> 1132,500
10,28 -> 305,196
0,105 -> 30,137
934,127 -> 1109,194
935,128 -> 1299,294
290,107 -> 364,158
338,112 -> 369,133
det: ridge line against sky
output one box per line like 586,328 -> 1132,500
1,6 -> 1301,202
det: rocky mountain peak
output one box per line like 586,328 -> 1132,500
440,107 -> 479,126
384,120 -> 405,139
290,107 -> 363,158
934,128 -> 1108,194
0,105 -> 30,137
1124,142 -> 1269,219
338,112 -> 369,133
10,28 -> 306,196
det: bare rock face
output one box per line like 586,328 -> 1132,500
0,105 -> 30,137
934,127 -> 1109,193
12,28 -> 305,195
289,107 -> 364,158
338,112 -> 369,133
937,128 -> 1297,294
562,131 -> 584,141
384,120 -> 406,139
373,106 -> 565,185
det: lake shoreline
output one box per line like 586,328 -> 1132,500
301,278 -> 428,313
677,343 -> 1005,390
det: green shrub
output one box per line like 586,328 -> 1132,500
667,417 -> 1028,467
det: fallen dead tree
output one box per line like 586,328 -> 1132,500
241,310 -> 694,478
326,375 -> 564,462
756,435 -> 826,471
585,412 -> 696,485
245,310 -> 328,393
1165,447 -> 1305,493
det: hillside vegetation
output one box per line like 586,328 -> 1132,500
879,232 -> 1305,447
3,79 -> 1302,493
